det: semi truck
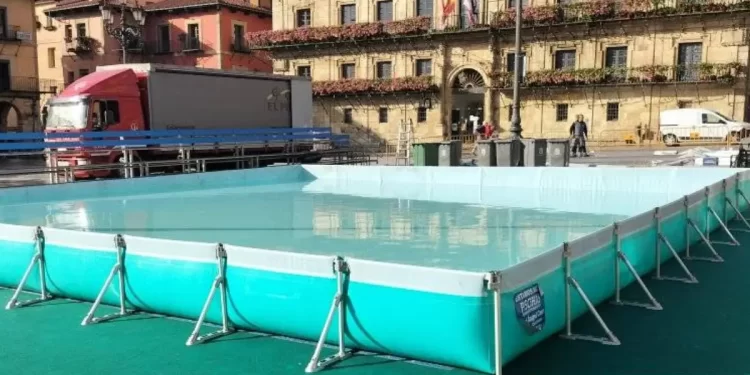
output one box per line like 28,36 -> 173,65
42,63 -> 317,178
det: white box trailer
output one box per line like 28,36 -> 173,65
96,63 -> 313,131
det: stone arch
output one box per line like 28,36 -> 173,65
447,65 -> 490,93
0,101 -> 23,133
445,66 -> 492,134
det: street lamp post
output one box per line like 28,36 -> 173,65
509,2 -> 523,140
101,0 -> 146,64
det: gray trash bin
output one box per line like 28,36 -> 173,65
547,138 -> 570,167
523,139 -> 547,167
439,142 -> 454,166
495,139 -> 524,166
475,140 -> 496,167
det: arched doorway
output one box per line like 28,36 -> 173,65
450,69 -> 486,137
0,102 -> 21,133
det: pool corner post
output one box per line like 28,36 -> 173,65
559,242 -> 620,346
82,234 -> 135,325
485,271 -> 503,375
186,243 -> 235,346
305,256 -> 353,373
5,226 -> 53,310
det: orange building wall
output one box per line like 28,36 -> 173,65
219,8 -> 271,72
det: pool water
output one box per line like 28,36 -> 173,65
0,181 -> 627,272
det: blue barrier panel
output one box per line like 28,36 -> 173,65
0,128 -> 350,152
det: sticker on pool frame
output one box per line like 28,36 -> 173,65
514,284 -> 545,334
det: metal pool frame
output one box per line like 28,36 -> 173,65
3,170 -> 750,375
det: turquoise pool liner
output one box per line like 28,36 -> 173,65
1,166 -> 749,374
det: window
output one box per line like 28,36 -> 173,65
47,48 -> 56,68
417,107 -> 428,122
340,63 -> 355,79
93,100 -> 121,127
415,59 -> 432,76
340,4 -> 356,25
66,71 -> 75,85
0,61 -> 8,91
702,113 -> 723,124
186,23 -> 200,50
678,42 -> 702,81
64,24 -> 72,41
343,108 -> 353,124
606,102 -> 619,121
417,0 -> 433,17
377,1 -> 393,21
508,0 -> 528,8
296,8 -> 311,27
376,61 -> 392,79
76,23 -> 86,37
677,100 -> 693,109
507,52 -> 527,82
605,46 -> 627,80
378,107 -> 388,123
297,65 -> 311,77
555,50 -> 576,70
79,69 -> 89,77
157,24 -> 170,53
233,24 -> 245,50
0,8 -> 7,38
556,104 -> 568,122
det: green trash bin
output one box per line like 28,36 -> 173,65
450,140 -> 463,166
412,142 -> 441,166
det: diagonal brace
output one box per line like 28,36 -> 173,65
186,243 -> 234,346
306,257 -> 353,373
82,234 -> 134,325
5,227 -> 53,310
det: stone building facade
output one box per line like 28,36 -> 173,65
249,0 -> 750,145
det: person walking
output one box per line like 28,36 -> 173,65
569,114 -> 589,157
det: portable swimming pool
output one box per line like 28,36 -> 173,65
1,166 -> 749,375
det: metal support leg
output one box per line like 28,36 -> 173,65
656,233 -> 699,283
5,227 -> 53,310
305,257 -> 352,373
486,272 -> 503,375
708,207 -> 740,246
612,224 -> 662,310
726,197 -> 750,232
82,234 -> 134,325
186,243 -> 234,346
559,243 -> 620,346
685,219 -> 724,263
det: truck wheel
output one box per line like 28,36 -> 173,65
663,134 -> 678,147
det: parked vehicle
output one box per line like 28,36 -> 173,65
42,63 -> 316,178
659,108 -> 750,146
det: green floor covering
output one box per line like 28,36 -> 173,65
1,223 -> 750,375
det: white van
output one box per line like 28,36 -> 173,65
659,108 -> 750,146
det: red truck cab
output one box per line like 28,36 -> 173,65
44,68 -> 146,178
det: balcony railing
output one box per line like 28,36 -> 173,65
245,0 -> 750,49
0,77 -> 62,95
230,37 -> 251,53
0,25 -> 22,42
65,36 -> 94,54
490,63 -> 745,88
312,76 -> 437,97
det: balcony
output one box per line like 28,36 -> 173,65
312,76 -> 438,97
0,77 -> 62,97
246,0 -> 750,51
65,36 -> 95,54
490,0 -> 750,29
0,25 -> 22,42
230,38 -> 252,53
490,63 -> 745,89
